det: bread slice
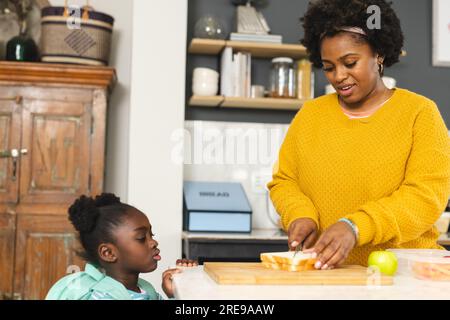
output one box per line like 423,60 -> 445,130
260,251 -> 317,272
262,261 -> 316,272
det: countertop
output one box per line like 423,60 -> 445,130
173,266 -> 450,300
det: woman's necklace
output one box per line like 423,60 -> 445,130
340,90 -> 394,118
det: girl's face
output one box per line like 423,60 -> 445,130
112,208 -> 161,273
320,32 -> 382,105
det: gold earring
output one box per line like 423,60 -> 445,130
378,63 -> 384,75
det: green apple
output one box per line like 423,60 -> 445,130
368,251 -> 398,276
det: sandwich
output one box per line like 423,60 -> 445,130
260,251 -> 317,272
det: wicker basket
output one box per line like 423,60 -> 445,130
40,0 -> 114,66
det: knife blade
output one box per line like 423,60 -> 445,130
293,242 -> 303,258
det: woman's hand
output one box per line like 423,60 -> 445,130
162,259 -> 198,298
303,221 -> 356,270
288,218 -> 318,251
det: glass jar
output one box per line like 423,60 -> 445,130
270,57 -> 296,98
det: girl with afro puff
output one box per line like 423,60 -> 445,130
46,193 -> 197,300
268,0 -> 450,269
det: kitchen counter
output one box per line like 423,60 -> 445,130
172,266 -> 450,300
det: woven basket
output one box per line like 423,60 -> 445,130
40,1 -> 114,66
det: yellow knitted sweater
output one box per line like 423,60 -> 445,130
268,88 -> 450,266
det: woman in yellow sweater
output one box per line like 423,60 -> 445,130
268,0 -> 450,269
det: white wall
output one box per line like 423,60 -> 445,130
51,0 -> 133,200
128,0 -> 187,293
184,121 -> 289,229
51,0 -> 187,296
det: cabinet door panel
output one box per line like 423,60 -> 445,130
0,100 -> 21,203
0,213 -> 16,299
20,99 -> 91,204
13,214 -> 85,300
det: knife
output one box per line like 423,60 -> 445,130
293,242 -> 303,258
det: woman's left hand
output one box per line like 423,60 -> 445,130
303,221 -> 357,270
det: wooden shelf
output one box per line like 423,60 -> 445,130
189,95 -> 224,107
189,38 -> 308,59
189,95 -> 306,111
189,38 -> 407,59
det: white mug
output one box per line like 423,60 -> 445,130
193,67 -> 219,80
193,82 -> 218,96
192,67 -> 219,96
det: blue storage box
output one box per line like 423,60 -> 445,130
183,181 -> 252,233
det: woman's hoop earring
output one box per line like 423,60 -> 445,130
378,63 -> 384,76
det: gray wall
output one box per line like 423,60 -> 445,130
186,0 -> 450,126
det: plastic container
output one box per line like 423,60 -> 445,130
387,249 -> 450,281
270,57 -> 296,98
192,67 -> 219,96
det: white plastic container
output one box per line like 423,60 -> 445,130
192,67 -> 219,96
387,249 -> 450,281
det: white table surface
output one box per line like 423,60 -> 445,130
173,266 -> 450,300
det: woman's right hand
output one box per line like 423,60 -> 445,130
288,217 -> 318,250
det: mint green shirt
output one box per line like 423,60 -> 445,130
46,263 -> 163,300
89,286 -> 164,300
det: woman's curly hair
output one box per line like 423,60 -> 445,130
301,0 -> 404,68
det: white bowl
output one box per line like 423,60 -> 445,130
193,82 -> 218,96
193,67 -> 219,79
193,75 -> 219,84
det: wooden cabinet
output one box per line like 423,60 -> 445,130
0,62 -> 115,300
0,99 -> 21,203
0,213 -> 15,300
19,92 -> 93,204
13,215 -> 85,300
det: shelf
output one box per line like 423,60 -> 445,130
189,38 -> 407,59
188,95 -> 224,107
189,38 -> 308,59
189,95 -> 306,111
188,38 -> 226,55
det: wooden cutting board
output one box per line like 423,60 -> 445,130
204,262 -> 393,286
